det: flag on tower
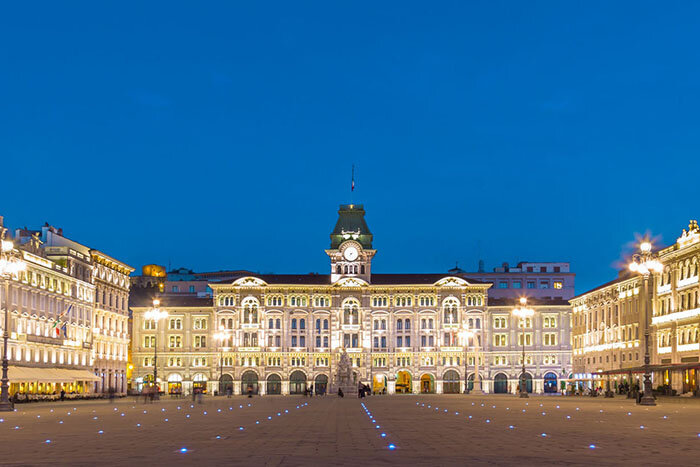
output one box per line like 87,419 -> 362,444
351,164 -> 355,192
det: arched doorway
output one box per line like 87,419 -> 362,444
167,374 -> 182,395
420,374 -> 435,394
192,374 -> 207,393
241,370 -> 259,395
443,370 -> 460,394
373,374 -> 387,394
289,371 -> 306,395
396,371 -> 412,394
544,372 -> 558,393
494,373 -> 508,394
519,372 -> 533,393
219,374 -> 233,395
314,374 -> 328,395
266,374 -> 281,395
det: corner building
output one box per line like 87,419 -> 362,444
131,204 -> 572,395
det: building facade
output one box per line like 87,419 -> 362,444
0,218 -> 132,397
461,261 -> 575,300
571,220 -> 700,395
130,204 -> 573,395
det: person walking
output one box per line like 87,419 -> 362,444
60,389 -> 65,401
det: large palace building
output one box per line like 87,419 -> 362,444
130,204 -> 573,395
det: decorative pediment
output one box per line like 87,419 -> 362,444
232,276 -> 268,287
433,276 -> 468,287
333,277 -> 369,288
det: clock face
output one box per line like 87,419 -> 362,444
343,246 -> 359,261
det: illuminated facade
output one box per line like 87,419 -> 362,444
90,250 -> 133,394
571,220 -> 700,395
0,220 -> 132,397
130,204 -> 572,395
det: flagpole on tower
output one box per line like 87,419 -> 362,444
350,164 -> 355,205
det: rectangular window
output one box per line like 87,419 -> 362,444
405,336 -> 410,347
540,266 -> 547,272
554,266 -> 561,272
380,336 -> 386,348
169,336 -> 182,348
518,333 -> 533,346
512,281 -> 522,289
498,281 -> 508,289
494,333 -> 507,346
194,336 -> 207,348
189,285 -> 195,293
527,281 -> 536,289
143,336 -> 155,348
291,336 -> 298,347
553,281 -> 563,289
323,336 -> 328,347
397,336 -> 403,347
539,281 -> 549,289
544,333 -> 558,346
316,336 -> 321,347
300,336 -> 306,347
172,285 -> 179,293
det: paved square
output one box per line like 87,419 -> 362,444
1,395 -> 699,465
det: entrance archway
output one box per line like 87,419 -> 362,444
420,374 -> 435,394
373,374 -> 387,394
241,370 -> 259,395
314,374 -> 328,395
396,371 -> 412,394
443,370 -> 460,394
167,374 -> 183,394
290,370 -> 307,395
494,373 -> 508,394
266,374 -> 281,395
219,374 -> 233,395
192,373 -> 207,393
519,372 -> 533,393
544,372 -> 558,393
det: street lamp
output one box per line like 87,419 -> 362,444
459,327 -> 483,394
0,239 -> 26,412
214,329 -> 229,395
628,241 -> 663,406
144,299 -> 167,398
513,297 -> 534,398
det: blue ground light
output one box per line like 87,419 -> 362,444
388,444 -> 396,450
179,448 -> 188,453
589,444 -> 596,449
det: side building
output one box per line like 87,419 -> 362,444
571,220 -> 700,396
0,218 -> 132,399
129,204 -> 573,395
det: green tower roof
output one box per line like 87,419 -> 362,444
330,204 -> 373,249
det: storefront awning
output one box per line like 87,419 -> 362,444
8,367 -> 101,383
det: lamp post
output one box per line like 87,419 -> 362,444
513,297 -> 534,398
459,328 -> 483,394
628,241 -> 662,406
144,299 -> 167,399
214,329 -> 229,395
0,239 -> 26,412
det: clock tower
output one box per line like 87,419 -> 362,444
326,204 -> 376,284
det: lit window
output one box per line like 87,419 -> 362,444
553,281 -> 563,289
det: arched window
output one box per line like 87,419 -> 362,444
405,319 -> 411,330
323,319 -> 329,330
343,299 -> 359,325
242,297 -> 259,324
443,298 -> 459,324
397,319 -> 403,330
291,319 -> 297,330
300,319 -> 306,330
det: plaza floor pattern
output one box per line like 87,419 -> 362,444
0,394 -> 698,465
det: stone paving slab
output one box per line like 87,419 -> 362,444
0,395 -> 698,465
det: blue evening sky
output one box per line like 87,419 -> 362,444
2,1 -> 699,293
